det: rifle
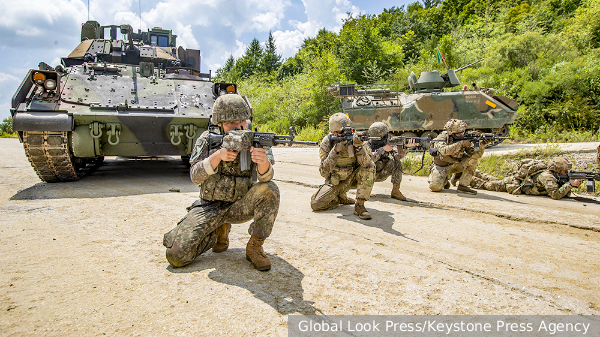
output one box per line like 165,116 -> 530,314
556,170 -> 600,193
446,131 -> 511,151
328,127 -> 371,157
208,127 -> 318,171
369,135 -> 433,151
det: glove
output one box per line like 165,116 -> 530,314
352,133 -> 364,147
460,139 -> 472,147
333,141 -> 345,153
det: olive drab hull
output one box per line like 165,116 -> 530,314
338,87 -> 518,137
10,21 -> 238,182
329,63 -> 519,142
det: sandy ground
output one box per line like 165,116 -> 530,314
1,138 -> 599,336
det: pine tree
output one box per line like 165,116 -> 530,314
236,38 -> 263,78
260,31 -> 282,73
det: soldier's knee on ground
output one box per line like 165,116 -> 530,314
429,182 -> 444,192
311,184 -> 339,211
165,244 -> 193,268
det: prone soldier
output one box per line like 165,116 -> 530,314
470,157 -> 583,199
163,94 -> 280,271
428,119 -> 487,195
367,122 -> 418,200
311,113 -> 375,220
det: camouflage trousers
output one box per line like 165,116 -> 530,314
374,156 -> 402,184
470,171 -> 545,195
311,165 -> 374,211
163,181 -> 280,268
428,151 -> 483,191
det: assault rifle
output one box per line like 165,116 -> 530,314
208,127 -> 318,171
328,127 -> 371,157
446,131 -> 511,151
369,135 -> 433,151
556,170 -> 600,193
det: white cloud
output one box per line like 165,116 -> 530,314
267,0 -> 360,60
272,30 -> 306,59
0,72 -> 20,83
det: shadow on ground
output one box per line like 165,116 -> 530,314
10,157 -> 195,200
167,249 -> 318,315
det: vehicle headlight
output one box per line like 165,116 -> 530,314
33,72 -> 46,85
44,79 -> 57,90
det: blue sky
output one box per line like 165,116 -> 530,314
0,0 -> 414,120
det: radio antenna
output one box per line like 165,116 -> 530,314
88,0 -> 90,21
139,0 -> 142,31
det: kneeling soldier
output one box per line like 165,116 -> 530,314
367,122 -> 417,200
428,119 -> 485,195
163,94 -> 280,271
311,113 -> 375,219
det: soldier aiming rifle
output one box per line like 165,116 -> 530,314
366,122 -> 420,200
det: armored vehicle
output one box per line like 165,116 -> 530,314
328,59 -> 518,146
11,21 -> 239,182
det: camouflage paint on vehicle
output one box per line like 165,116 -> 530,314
329,61 -> 518,141
11,21 -> 240,182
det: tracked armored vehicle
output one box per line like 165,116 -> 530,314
329,59 -> 519,146
11,21 -> 239,182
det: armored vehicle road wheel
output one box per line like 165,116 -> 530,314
22,131 -> 101,182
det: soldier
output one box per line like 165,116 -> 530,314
311,113 -> 375,220
367,122 -> 418,200
163,94 -> 280,271
469,157 -> 583,200
428,119 -> 486,195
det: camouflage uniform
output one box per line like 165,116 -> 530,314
163,97 -> 280,268
310,134 -> 375,210
470,159 -> 576,200
428,130 -> 485,191
371,145 -> 408,184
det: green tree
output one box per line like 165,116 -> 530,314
260,31 -> 282,73
236,38 -> 263,78
1,117 -> 14,136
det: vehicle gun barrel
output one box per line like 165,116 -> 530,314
456,58 -> 484,72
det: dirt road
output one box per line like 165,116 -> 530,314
1,138 -> 599,336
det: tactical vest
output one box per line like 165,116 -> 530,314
200,147 -> 253,202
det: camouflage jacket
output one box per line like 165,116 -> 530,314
190,130 -> 274,202
533,170 -> 573,200
432,131 -> 479,165
319,134 -> 373,185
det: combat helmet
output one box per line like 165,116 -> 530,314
444,119 -> 467,134
368,122 -> 389,138
212,94 -> 251,124
329,112 -> 351,132
547,157 -> 572,173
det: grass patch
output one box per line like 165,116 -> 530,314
0,132 -> 18,138
510,128 -> 600,143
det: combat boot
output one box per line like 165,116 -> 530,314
338,193 -> 356,205
246,236 -> 271,271
212,223 -> 231,253
391,183 -> 406,201
353,198 -> 372,220
457,184 -> 478,195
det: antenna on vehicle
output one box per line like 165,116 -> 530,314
87,0 -> 90,21
139,0 -> 142,31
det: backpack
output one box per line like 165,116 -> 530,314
510,159 -> 548,180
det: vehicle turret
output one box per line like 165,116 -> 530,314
10,21 -> 238,182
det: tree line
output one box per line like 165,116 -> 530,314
215,0 -> 600,141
